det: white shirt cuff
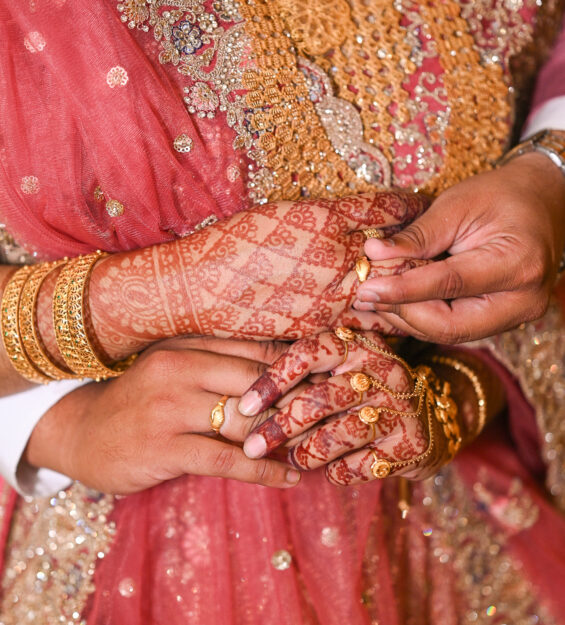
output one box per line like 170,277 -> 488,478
522,96 -> 565,138
0,379 -> 87,497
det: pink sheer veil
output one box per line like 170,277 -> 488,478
0,0 -> 246,261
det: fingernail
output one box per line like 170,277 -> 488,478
243,433 -> 267,458
285,469 -> 301,485
357,288 -> 381,302
239,391 -> 262,416
366,237 -> 395,251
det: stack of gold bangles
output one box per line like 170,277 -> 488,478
334,327 -> 487,479
1,251 -> 136,383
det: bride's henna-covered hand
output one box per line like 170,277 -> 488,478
35,191 -> 429,363
235,332 -> 505,484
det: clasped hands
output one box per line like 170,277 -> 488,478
26,331 -> 460,495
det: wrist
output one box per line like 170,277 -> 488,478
502,151 -> 565,197
24,383 -> 93,477
88,247 -> 181,360
500,151 -> 565,273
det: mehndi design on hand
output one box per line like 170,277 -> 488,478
84,191 -> 429,361
240,328 -> 463,484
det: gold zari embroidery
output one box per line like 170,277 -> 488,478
113,0 -> 558,204
239,0 -> 513,201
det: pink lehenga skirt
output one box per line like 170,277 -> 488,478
1,320 -> 565,625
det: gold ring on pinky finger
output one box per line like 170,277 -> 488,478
210,395 -> 229,433
370,450 -> 392,479
362,228 -> 384,239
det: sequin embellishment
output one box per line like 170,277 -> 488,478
20,176 -> 40,195
271,549 -> 292,571
23,32 -> 46,53
105,199 -> 125,217
474,302 -> 565,512
0,485 -> 116,625
173,133 -> 194,153
106,66 -> 129,88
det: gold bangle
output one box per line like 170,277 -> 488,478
18,259 -> 78,381
1,265 -> 52,384
429,355 -> 487,438
53,251 -> 137,380
414,364 -> 461,460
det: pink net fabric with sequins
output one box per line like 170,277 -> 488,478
0,0 -> 247,261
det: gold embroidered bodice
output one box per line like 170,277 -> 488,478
115,0 -> 560,205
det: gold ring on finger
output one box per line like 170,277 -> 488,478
355,257 -> 371,283
370,450 -> 392,479
362,228 -> 384,239
210,395 -> 229,433
349,372 -> 373,394
334,326 -> 355,365
358,405 -> 380,424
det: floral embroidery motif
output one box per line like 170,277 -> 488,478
226,163 -> 240,181
106,66 -> 129,88
20,175 -> 40,195
172,20 -> 204,54
173,133 -> 194,153
117,0 -> 150,30
184,81 -> 219,118
473,475 -> 539,533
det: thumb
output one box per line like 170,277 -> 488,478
364,203 -> 458,261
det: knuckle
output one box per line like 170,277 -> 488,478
441,266 -> 465,299
211,447 -> 237,476
253,460 -> 276,485
325,464 -> 341,485
138,349 -> 182,381
520,251 -> 547,286
249,359 -> 268,381
525,294 -> 549,322
397,223 -> 428,252
145,394 -> 177,421
258,340 -> 289,364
